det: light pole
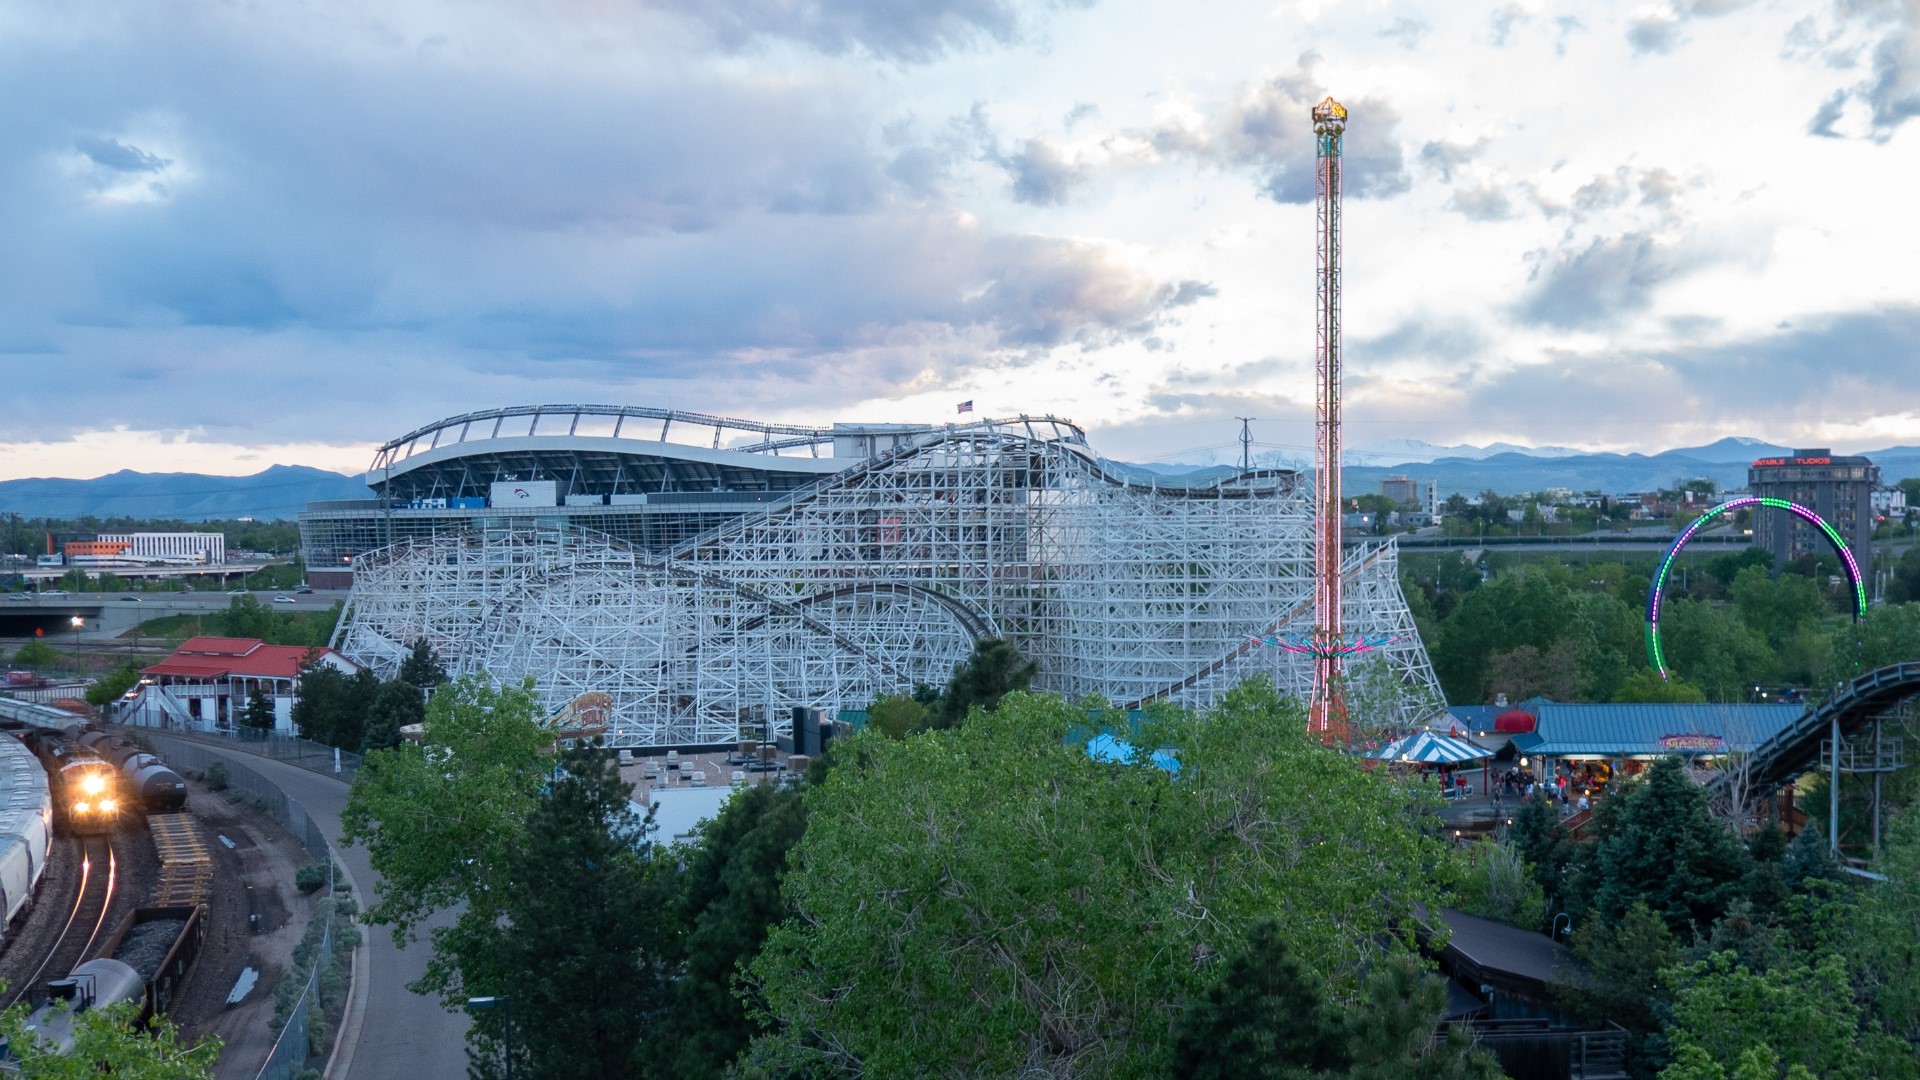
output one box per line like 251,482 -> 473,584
466,995 -> 512,1080
69,615 -> 83,651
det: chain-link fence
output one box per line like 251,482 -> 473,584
135,724 -> 364,785
133,734 -> 351,1080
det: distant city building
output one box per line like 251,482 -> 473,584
89,532 -> 226,565
1748,449 -> 1877,568
1872,485 -> 1908,520
1378,475 -> 1436,514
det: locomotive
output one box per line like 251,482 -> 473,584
23,734 -> 121,836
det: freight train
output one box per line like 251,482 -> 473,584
0,700 -> 190,832
8,904 -> 207,1057
0,734 -> 51,940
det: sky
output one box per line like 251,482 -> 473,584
1,0 -> 1917,480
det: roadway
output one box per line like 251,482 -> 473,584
189,745 -> 471,1080
0,591 -> 346,638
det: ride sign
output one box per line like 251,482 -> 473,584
1658,734 -> 1727,753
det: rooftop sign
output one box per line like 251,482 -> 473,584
1658,733 -> 1727,753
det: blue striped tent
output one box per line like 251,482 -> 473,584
1366,730 -> 1492,764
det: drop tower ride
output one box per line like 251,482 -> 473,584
1310,95 -> 1347,742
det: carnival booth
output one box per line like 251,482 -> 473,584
1367,730 -> 1494,799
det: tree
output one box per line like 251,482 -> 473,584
0,1000 -> 221,1078
748,679 -> 1452,1077
239,684 -> 277,731
1486,641 -> 1582,704
1170,926 -> 1498,1080
11,638 -> 57,668
1613,669 -> 1709,703
1170,919 -> 1347,1080
864,691 -> 928,740
1569,757 -> 1752,939
85,661 -> 142,707
340,677 -> 557,1003
361,679 -> 424,751
928,637 -> 1036,729
1661,952 -> 1875,1080
1456,841 -> 1548,931
652,784 -> 808,1080
461,745 -> 671,1080
398,638 -> 448,691
1509,793 -> 1574,910
1555,901 -> 1680,1073
291,662 -> 379,749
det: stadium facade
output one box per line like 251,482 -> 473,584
306,404 -> 1442,747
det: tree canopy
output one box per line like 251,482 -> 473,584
748,679 -> 1450,1077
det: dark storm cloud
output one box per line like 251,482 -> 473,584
74,136 -> 169,173
642,0 -> 1093,64
1150,54 -> 1411,204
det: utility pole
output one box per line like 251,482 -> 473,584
1235,417 -> 1255,472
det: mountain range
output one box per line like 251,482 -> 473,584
0,465 -> 369,521
0,437 -> 1913,520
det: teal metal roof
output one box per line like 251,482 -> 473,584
1528,703 -> 1804,758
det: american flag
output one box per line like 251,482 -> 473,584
957,400 -> 973,414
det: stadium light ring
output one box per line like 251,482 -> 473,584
1644,497 -> 1866,681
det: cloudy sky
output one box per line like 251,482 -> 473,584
1,0 -> 1916,479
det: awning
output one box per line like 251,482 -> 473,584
1366,730 -> 1493,764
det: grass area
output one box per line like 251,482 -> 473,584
123,613 -> 210,642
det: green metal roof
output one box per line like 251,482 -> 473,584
1527,703 -> 1804,758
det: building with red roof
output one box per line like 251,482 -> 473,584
128,636 -> 361,733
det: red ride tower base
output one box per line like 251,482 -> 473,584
1310,96 -> 1348,744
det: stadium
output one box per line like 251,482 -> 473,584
304,404 -> 1441,747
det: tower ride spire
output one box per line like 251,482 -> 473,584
1310,95 -> 1348,743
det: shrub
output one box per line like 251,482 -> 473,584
205,761 -> 229,792
295,863 -> 329,894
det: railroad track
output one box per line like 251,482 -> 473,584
5,837 -> 118,1009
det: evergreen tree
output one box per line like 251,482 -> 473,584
1570,756 -> 1751,939
929,637 -> 1036,729
651,784 -> 808,1079
239,685 -> 278,731
1169,919 -> 1346,1080
1340,956 -> 1504,1080
467,746 -> 671,1080
398,638 -> 448,690
362,680 -> 424,751
1779,823 -> 1841,894
1555,900 -> 1679,1075
1508,793 -> 1573,908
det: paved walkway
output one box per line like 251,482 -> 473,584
192,746 -> 470,1080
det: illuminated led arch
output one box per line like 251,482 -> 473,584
1646,497 -> 1866,680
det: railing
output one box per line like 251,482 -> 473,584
1437,1019 -> 1629,1080
123,709 -> 363,783
132,734 -> 350,1080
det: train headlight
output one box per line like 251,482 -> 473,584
81,775 -> 105,795
100,799 -> 117,813
73,801 -> 89,813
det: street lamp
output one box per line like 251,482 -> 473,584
69,615 -> 83,650
466,996 -> 512,1080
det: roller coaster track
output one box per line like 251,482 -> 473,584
1120,543 -> 1395,710
1725,661 -> 1920,796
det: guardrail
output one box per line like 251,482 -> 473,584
130,735 -> 351,1080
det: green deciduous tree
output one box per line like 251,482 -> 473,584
291,662 -> 379,749
1456,841 -> 1548,931
0,1001 -> 220,1078
84,661 -> 142,707
749,679 -> 1451,1077
1661,952 -> 1874,1080
340,677 -> 556,1002
1613,669 -> 1709,703
863,691 -> 928,740
460,746 -> 671,1080
651,783 -> 808,1080
11,638 -> 57,668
